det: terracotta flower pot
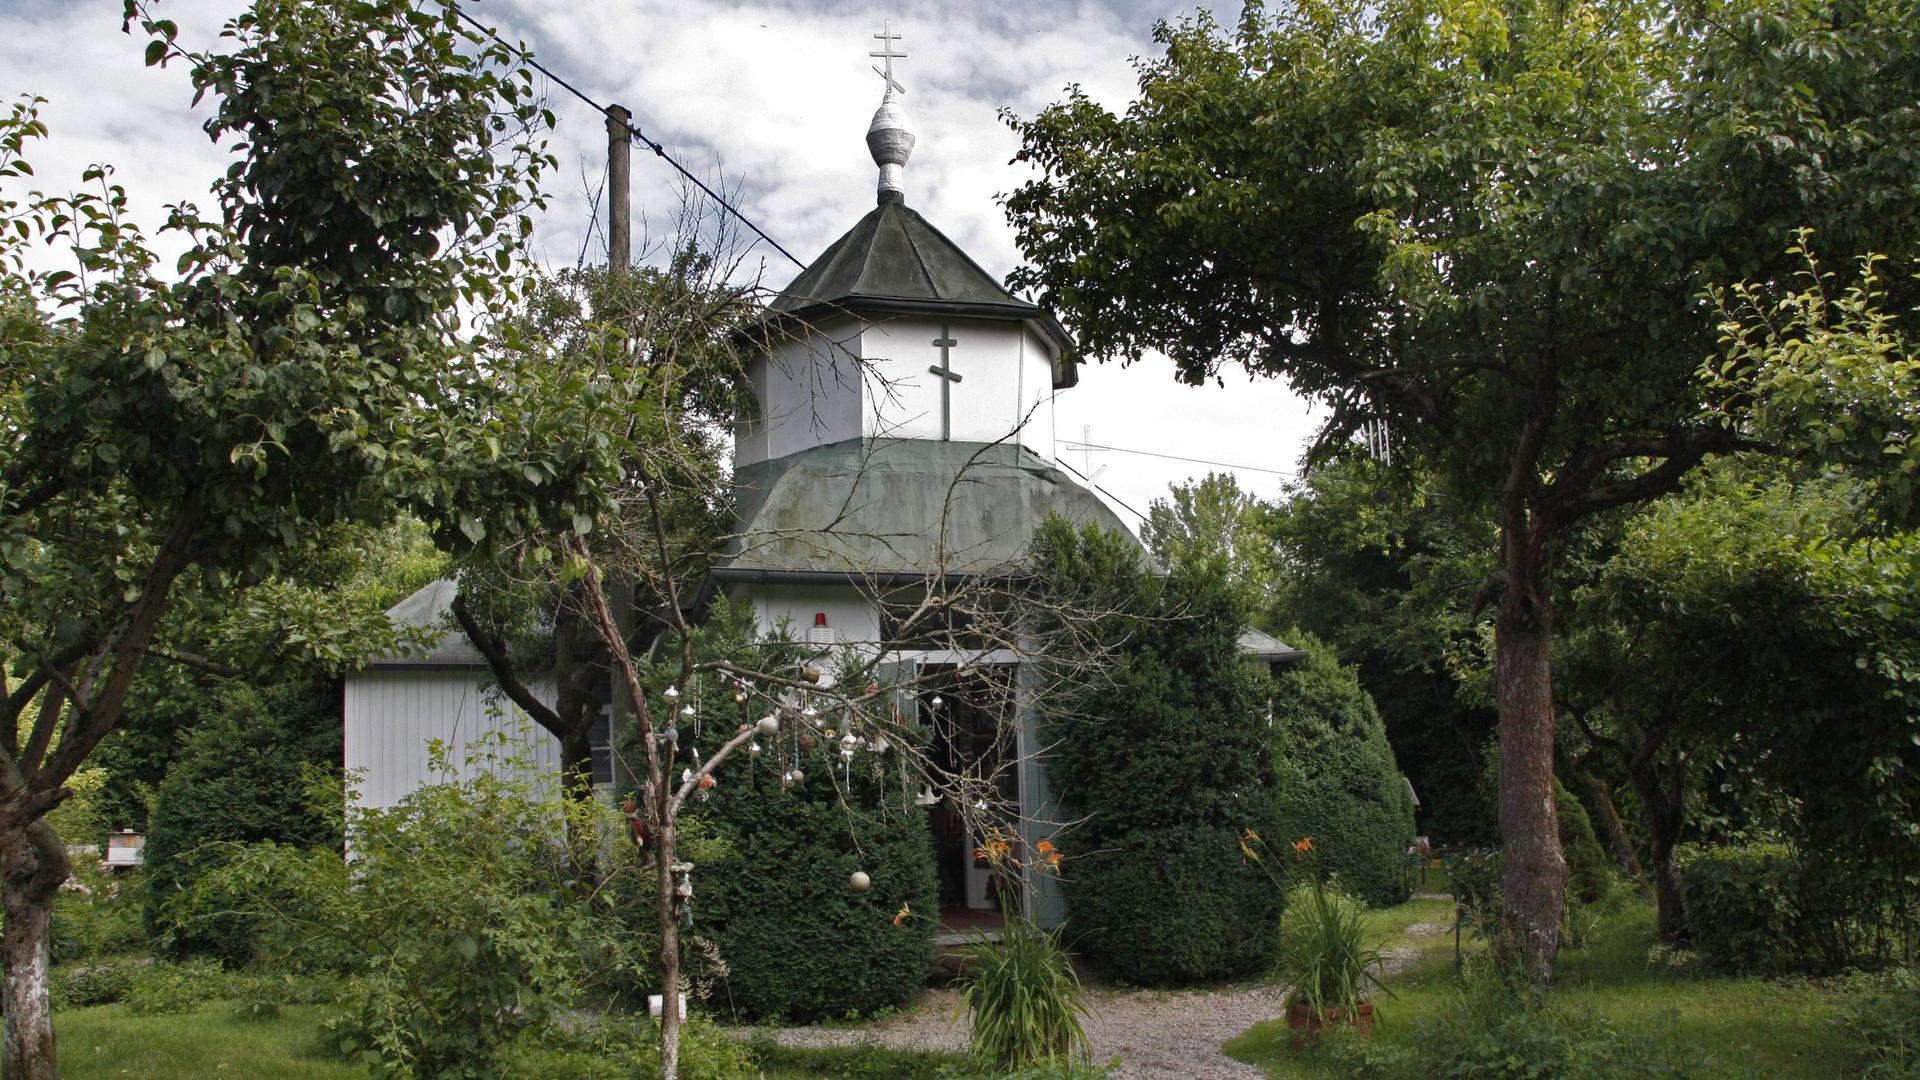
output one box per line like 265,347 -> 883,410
1286,999 -> 1374,1050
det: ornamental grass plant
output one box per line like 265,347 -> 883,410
956,913 -> 1090,1072
1247,832 -> 1388,1022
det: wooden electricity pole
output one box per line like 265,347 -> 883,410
605,103 -> 637,789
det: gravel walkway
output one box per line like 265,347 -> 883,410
736,981 -> 1283,1078
738,947 -> 1422,1078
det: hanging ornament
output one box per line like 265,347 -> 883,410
915,787 -> 939,807
748,741 -> 762,755
681,767 -> 693,785
798,732 -> 817,752
803,704 -> 819,719
664,727 -> 680,745
681,704 -> 696,718
781,769 -> 795,787
869,736 -> 890,754
930,694 -> 944,708
734,690 -> 747,704
756,714 -> 779,736
790,766 -> 805,783
663,685 -> 681,701
849,871 -> 871,893
801,663 -> 822,684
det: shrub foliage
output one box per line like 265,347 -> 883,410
143,680 -> 343,963
1676,842 -> 1903,975
1268,634 -> 1417,907
1031,517 -> 1283,984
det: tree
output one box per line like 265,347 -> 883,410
0,1 -> 549,1070
1003,0 -> 1920,981
1559,463 -> 1920,941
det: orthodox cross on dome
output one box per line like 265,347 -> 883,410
929,326 -> 962,441
870,21 -> 906,95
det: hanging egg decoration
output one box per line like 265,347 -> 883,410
798,732 -> 817,752
681,704 -> 696,718
756,714 -> 779,736
663,685 -> 680,701
801,663 -> 822,684
930,694 -> 944,708
849,871 -> 871,892
748,741 -> 762,755
790,767 -> 804,783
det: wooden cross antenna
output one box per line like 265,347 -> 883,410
870,21 -> 906,95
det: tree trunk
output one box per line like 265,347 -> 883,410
655,818 -> 682,1080
1571,756 -> 1648,892
1494,593 -> 1568,986
1626,751 -> 1687,943
1,819 -> 69,1080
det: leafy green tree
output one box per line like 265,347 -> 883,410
1559,464 -> 1920,941
0,0 -> 549,1069
1004,0 -> 1920,980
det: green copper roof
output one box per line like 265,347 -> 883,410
715,438 -> 1132,581
765,200 -> 1079,387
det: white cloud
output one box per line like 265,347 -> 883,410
3,0 -> 1321,522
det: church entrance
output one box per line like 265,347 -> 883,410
922,663 -> 1020,923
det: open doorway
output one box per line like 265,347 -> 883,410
922,663 -> 1020,931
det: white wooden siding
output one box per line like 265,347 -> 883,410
343,669 -> 559,810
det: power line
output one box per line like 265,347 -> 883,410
1055,457 -> 1148,523
1056,440 -> 1300,478
454,9 -> 806,270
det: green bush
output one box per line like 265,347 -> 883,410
1675,842 -> 1890,975
1064,824 -> 1281,984
126,957 -> 231,1016
185,745 -> 647,1079
497,1016 -> 759,1080
1555,782 -> 1613,905
1836,969 -> 1920,1079
49,956 -> 142,1009
688,750 -> 937,1021
143,679 -> 342,964
1277,876 -> 1386,1018
958,914 -> 1089,1070
1269,634 -> 1417,908
1032,518 -> 1284,984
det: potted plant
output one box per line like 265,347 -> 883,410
1251,834 -> 1389,1049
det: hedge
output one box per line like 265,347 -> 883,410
1033,518 -> 1285,984
143,680 -> 342,964
1675,842 -> 1898,975
1269,633 -> 1417,908
1063,824 -> 1281,984
689,752 -> 937,1021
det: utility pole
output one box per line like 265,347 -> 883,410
605,104 -> 637,789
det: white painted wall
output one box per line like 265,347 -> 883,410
736,314 -> 1061,467
735,583 -> 882,646
736,318 -> 864,468
343,669 -> 559,810
860,316 -> 1058,454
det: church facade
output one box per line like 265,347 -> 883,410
345,73 -> 1235,932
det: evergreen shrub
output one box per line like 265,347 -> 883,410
143,679 -> 342,964
1476,744 -> 1614,906
1269,634 -> 1417,908
1031,518 -> 1282,984
1066,824 -> 1282,984
691,759 -> 937,1020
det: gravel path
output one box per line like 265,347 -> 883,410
736,981 -> 1284,1078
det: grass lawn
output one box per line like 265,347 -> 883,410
1224,891 -> 1862,1078
54,1002 -> 364,1079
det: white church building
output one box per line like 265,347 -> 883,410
345,66 -> 1297,930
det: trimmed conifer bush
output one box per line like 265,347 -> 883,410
143,680 -> 342,964
1032,517 -> 1283,984
689,755 -> 937,1021
1269,633 -> 1418,908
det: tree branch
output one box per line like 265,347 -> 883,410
449,590 -> 568,737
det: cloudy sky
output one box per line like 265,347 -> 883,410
1,0 -> 1320,522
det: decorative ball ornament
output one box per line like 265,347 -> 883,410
930,695 -> 944,708
748,741 -> 762,755
801,664 -> 822,684
790,767 -> 805,783
849,871 -> 871,893
663,686 -> 680,701
756,714 -> 779,736
803,705 -> 819,719
664,728 -> 680,744
681,705 -> 696,718
840,733 -> 860,752
733,691 -> 747,704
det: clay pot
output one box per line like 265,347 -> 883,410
1286,1000 -> 1374,1050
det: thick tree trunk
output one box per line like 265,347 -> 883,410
1,820 -> 69,1080
1626,751 -> 1688,943
1494,595 -> 1568,986
655,819 -> 681,1080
